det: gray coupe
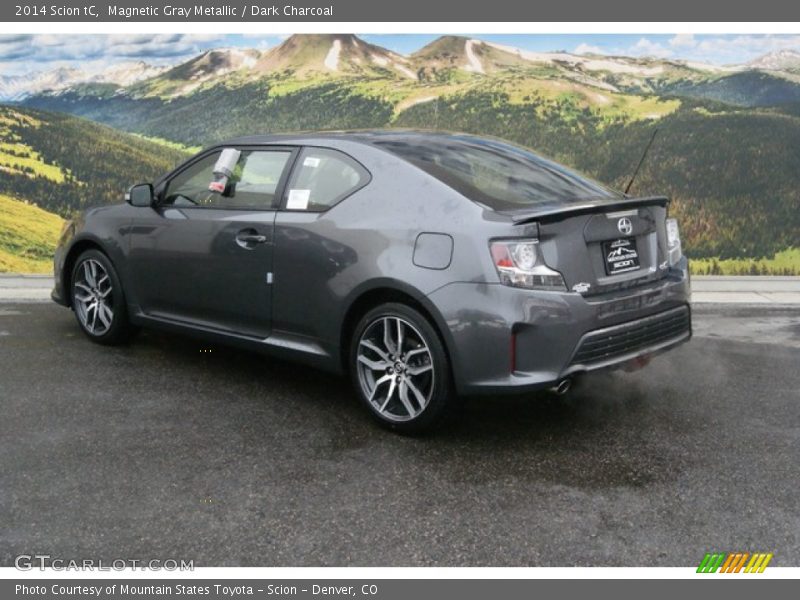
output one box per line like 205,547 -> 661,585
52,131 -> 691,432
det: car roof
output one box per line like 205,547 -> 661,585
218,129 -> 499,149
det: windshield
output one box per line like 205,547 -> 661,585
372,134 -> 623,211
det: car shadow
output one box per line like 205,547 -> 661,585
119,325 -> 695,490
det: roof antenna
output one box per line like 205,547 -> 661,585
624,128 -> 659,195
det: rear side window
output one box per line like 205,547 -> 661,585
164,149 -> 292,209
283,148 -> 369,211
372,136 -> 622,211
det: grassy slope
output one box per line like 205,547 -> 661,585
690,248 -> 799,276
0,104 -> 189,217
395,95 -> 800,262
665,71 -> 800,106
0,194 -> 63,273
0,105 -> 190,273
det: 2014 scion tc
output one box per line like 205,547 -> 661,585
52,131 -> 691,432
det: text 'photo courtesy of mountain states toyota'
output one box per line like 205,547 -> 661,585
51,130 -> 691,433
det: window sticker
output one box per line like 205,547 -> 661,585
303,156 -> 321,168
286,189 -> 311,210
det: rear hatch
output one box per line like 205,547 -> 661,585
511,197 -> 672,296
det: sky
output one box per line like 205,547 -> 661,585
2,33 -> 800,77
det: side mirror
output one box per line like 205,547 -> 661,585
126,183 -> 154,207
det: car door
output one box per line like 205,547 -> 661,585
272,146 -> 371,343
128,146 -> 298,338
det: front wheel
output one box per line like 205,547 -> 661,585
350,302 -> 454,433
70,249 -> 131,345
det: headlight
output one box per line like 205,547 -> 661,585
666,218 -> 682,265
490,239 -> 567,291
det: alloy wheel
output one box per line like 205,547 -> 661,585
356,316 -> 435,422
73,258 -> 114,336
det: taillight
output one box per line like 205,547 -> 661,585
666,218 -> 682,265
490,239 -> 567,291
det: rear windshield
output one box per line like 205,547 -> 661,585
372,135 -> 623,211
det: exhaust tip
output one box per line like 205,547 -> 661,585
550,378 -> 572,396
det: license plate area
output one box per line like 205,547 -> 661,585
602,237 -> 640,275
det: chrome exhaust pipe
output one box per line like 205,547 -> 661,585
550,378 -> 572,395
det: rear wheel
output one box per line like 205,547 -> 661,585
351,302 -> 454,433
70,249 -> 131,345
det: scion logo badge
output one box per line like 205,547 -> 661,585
617,217 -> 633,236
697,552 -> 773,573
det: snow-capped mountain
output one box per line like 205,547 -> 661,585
87,61 -> 168,86
253,34 -> 415,79
0,61 -> 166,101
0,67 -> 86,101
5,35 -> 800,103
148,48 -> 262,96
747,49 -> 800,71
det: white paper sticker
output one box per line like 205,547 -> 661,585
286,189 -> 311,210
213,148 -> 241,176
303,156 -> 321,168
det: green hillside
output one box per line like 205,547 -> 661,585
0,193 -> 63,273
395,93 -> 800,260
0,105 -> 190,272
664,71 -> 800,106
0,105 -> 190,218
24,79 -> 799,265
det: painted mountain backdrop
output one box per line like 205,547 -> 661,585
2,34 -> 799,273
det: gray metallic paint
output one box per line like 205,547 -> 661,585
53,131 -> 691,394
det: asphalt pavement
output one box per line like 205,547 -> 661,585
0,303 -> 798,567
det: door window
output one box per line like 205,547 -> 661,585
284,148 -> 369,211
163,149 -> 292,209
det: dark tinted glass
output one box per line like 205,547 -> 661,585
373,135 -> 622,211
284,148 -> 369,211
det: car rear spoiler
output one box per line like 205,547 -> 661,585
505,196 -> 670,224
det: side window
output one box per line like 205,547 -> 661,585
284,148 -> 369,212
164,149 -> 292,209
163,152 -> 219,207
228,151 -> 292,209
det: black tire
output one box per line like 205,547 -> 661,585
70,249 -> 131,345
350,302 -> 454,434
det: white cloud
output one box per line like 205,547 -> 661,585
574,43 -> 604,55
628,38 -> 673,58
692,35 -> 800,63
0,34 -> 227,75
669,34 -> 697,48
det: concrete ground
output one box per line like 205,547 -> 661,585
0,302 -> 797,567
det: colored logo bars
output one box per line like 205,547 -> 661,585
697,552 -> 773,573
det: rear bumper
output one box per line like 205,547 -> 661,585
427,258 -> 691,395
566,304 -> 690,372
